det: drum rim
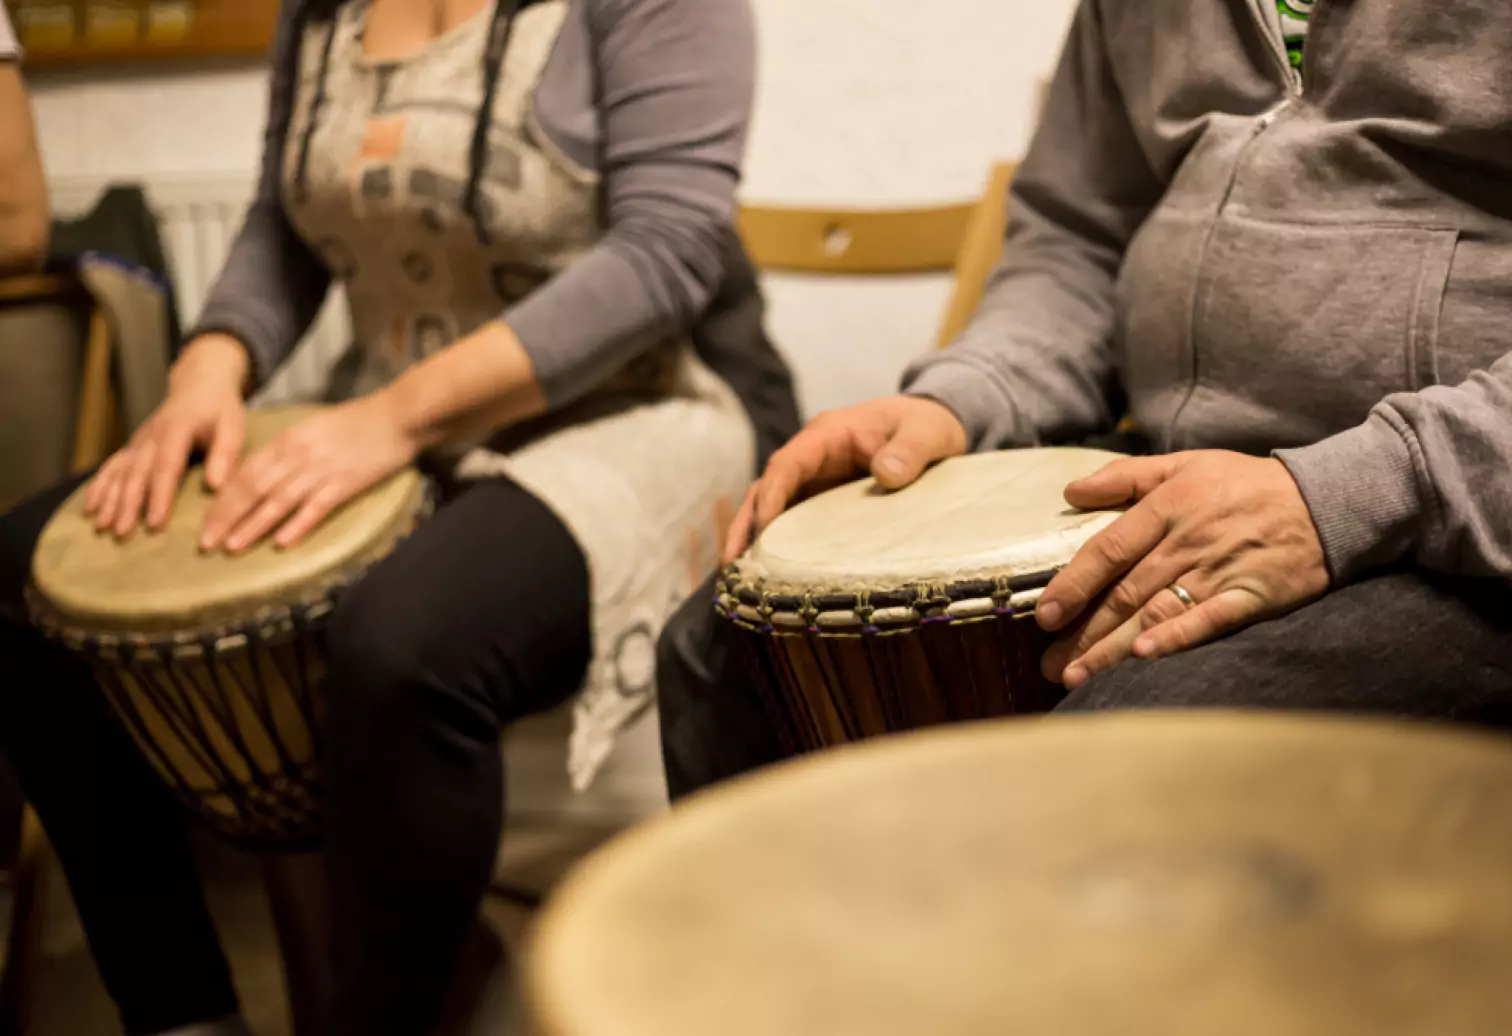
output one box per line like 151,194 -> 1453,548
716,563 -> 1059,633
26,483 -> 435,660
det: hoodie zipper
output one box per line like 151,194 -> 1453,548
1163,0 -> 1311,451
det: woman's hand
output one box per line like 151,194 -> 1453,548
722,395 -> 968,564
1035,451 -> 1330,688
84,333 -> 249,539
199,391 -> 422,554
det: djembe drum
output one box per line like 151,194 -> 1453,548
719,447 -> 1124,753
27,406 -> 429,849
527,711 -> 1512,1036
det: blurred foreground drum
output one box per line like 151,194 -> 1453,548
719,448 -> 1124,753
28,406 -> 429,848
528,711 -> 1512,1036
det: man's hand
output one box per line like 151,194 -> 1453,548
722,395 -> 968,564
1035,451 -> 1330,688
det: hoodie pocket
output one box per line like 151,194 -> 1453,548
1187,218 -> 1456,447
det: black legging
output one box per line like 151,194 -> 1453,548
0,472 -> 592,1036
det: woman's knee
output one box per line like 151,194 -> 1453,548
323,582 -> 504,748
0,473 -> 93,620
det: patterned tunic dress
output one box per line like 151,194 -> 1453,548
280,0 -> 755,789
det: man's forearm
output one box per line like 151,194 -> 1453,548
0,198 -> 48,275
0,65 -> 48,277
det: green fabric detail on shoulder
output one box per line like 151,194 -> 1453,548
1277,0 -> 1313,74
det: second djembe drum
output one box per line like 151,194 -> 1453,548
719,447 -> 1124,753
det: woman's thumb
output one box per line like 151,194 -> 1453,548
204,412 -> 245,489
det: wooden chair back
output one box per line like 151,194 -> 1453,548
737,161 -> 1017,349
0,274 -> 119,510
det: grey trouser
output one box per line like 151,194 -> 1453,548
657,568 -> 1512,801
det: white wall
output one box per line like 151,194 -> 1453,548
743,0 -> 1077,415
30,0 -> 1076,418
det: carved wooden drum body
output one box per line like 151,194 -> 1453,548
719,448 -> 1125,753
28,407 -> 429,849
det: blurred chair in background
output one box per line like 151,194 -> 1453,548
738,160 -> 1017,351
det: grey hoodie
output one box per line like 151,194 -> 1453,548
904,0 -> 1512,585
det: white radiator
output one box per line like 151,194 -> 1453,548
48,173 -> 355,408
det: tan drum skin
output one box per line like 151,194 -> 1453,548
32,406 -> 425,637
527,711 -> 1512,1036
734,447 -> 1125,602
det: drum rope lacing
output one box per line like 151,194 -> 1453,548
718,565 -> 1063,636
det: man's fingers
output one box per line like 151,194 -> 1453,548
751,434 -> 837,535
1059,581 -> 1201,689
1042,546 -> 1192,668
722,486 -> 758,565
1132,588 -> 1255,661
1063,455 -> 1181,510
870,415 -> 954,491
1037,502 -> 1170,632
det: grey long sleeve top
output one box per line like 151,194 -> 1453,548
193,0 -> 756,410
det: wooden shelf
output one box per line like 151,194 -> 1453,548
8,1 -> 277,71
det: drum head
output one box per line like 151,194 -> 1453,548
529,712 -> 1512,1036
738,448 -> 1124,596
31,406 -> 426,636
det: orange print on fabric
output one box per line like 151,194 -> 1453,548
362,116 -> 408,160
349,116 -> 408,197
387,315 -> 408,364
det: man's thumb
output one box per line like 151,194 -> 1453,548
871,423 -> 950,491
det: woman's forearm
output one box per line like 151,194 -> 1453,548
380,320 -> 548,450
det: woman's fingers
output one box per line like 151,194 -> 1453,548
200,449 -> 293,551
110,441 -> 158,539
223,468 -> 321,555
204,410 -> 246,491
273,482 -> 349,550
84,452 -> 127,518
145,429 -> 193,532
